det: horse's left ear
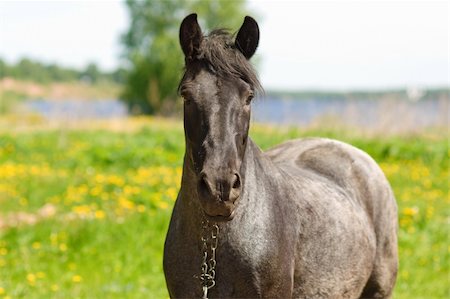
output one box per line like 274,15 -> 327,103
180,13 -> 203,61
235,16 -> 259,59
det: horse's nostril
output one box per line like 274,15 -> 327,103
232,174 -> 241,189
199,174 -> 212,194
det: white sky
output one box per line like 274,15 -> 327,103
0,0 -> 448,90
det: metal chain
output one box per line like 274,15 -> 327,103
200,221 -> 219,299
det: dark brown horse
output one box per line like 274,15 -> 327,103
164,14 -> 398,298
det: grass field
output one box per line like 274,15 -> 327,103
0,117 -> 448,298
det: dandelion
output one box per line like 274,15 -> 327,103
402,206 -> 419,217
51,284 -> 59,292
107,175 -> 124,186
36,272 -> 45,278
72,205 -> 91,217
137,205 -> 146,213
72,275 -> 82,283
158,201 -> 169,210
90,185 -> 103,197
27,273 -> 36,284
0,287 -> 4,295
118,197 -> 135,210
59,243 -> 68,252
123,185 -> 138,195
32,242 -> 41,249
166,187 -> 178,201
95,210 -> 106,219
0,248 -> 7,256
94,174 -> 106,184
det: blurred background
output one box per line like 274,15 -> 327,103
0,0 -> 448,298
1,0 -> 448,130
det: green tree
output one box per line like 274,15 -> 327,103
14,58 -> 50,83
81,63 -> 101,83
121,0 -> 249,114
0,58 -> 8,78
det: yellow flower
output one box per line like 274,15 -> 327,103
166,187 -> 178,201
95,210 -> 106,219
36,272 -> 45,278
72,205 -> 91,216
72,275 -> 82,283
27,273 -> 36,284
402,206 -> 419,217
0,287 -> 5,295
51,284 -> 59,292
32,242 -> 41,249
90,185 -> 103,197
59,244 -> 68,252
0,248 -> 7,256
158,201 -> 169,210
118,197 -> 135,210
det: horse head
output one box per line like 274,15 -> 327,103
178,14 -> 260,221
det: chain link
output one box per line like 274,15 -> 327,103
200,221 -> 219,299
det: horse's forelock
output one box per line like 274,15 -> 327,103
186,29 -> 262,94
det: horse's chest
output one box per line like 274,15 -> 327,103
165,223 -> 293,297
208,224 -> 294,296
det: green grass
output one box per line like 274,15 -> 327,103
0,118 -> 448,298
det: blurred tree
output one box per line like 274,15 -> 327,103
15,58 -> 50,83
0,57 -> 124,84
0,58 -> 8,78
121,0 -> 249,114
46,64 -> 78,82
81,63 -> 101,83
111,67 -> 127,84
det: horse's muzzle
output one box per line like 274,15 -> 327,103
197,171 -> 241,220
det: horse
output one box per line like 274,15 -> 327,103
164,14 -> 398,298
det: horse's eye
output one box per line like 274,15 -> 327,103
246,94 -> 254,105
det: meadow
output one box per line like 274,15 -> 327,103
0,117 -> 448,298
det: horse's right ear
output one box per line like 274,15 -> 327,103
180,13 -> 202,61
235,16 -> 259,59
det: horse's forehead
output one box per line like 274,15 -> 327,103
194,70 -> 218,93
190,69 -> 241,98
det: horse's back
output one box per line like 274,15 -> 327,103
265,137 -> 394,216
264,138 -> 398,298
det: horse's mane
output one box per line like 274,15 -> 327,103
183,29 -> 262,93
